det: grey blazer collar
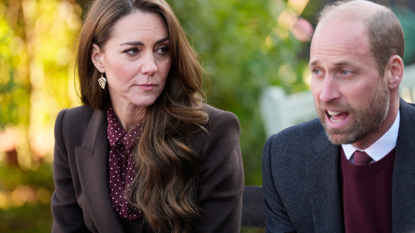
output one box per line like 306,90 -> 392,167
308,131 -> 344,233
391,99 -> 415,232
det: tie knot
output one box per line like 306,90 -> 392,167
353,151 -> 372,165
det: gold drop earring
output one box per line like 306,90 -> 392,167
98,72 -> 107,89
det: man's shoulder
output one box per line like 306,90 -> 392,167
401,99 -> 415,118
268,118 -> 324,144
263,118 -> 327,168
398,99 -> 415,136
262,118 -> 328,198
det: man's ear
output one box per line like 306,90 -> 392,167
91,44 -> 105,72
386,55 -> 403,90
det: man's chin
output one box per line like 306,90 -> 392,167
324,126 -> 354,145
320,116 -> 355,144
325,129 -> 362,145
326,133 -> 346,145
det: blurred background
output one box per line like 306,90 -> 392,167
0,0 -> 414,232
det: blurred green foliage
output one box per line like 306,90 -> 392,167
0,0 -> 81,232
0,7 -> 21,129
392,5 -> 415,65
170,0 -> 309,186
0,0 -> 310,232
0,163 -> 53,232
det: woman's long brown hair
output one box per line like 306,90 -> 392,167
77,0 -> 209,232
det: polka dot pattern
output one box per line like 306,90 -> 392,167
107,105 -> 143,220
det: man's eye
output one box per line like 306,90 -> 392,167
341,70 -> 352,76
312,69 -> 322,75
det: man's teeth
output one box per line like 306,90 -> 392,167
327,111 -> 342,123
330,117 -> 342,123
327,110 -> 341,116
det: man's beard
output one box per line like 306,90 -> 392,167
317,79 -> 390,145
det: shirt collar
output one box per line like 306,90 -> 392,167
107,104 -> 143,148
342,110 -> 400,162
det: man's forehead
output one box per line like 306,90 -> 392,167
311,18 -> 368,52
319,0 -> 384,24
309,18 -> 373,67
313,18 -> 366,41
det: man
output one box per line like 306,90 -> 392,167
262,0 -> 415,232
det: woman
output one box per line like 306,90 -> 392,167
51,0 -> 244,232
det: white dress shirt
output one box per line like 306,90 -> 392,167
342,111 -> 400,163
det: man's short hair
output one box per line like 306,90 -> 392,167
317,0 -> 404,77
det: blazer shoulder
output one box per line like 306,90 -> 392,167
263,118 -> 327,172
204,104 -> 240,130
193,105 -> 241,156
201,105 -> 241,139
54,105 -> 96,145
57,105 -> 95,122
267,118 -> 323,145
400,99 -> 415,127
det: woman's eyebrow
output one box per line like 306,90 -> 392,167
120,36 -> 169,46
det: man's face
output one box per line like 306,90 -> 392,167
309,18 -> 390,146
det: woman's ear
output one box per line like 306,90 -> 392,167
386,55 -> 403,90
91,43 -> 105,72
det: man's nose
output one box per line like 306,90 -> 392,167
319,75 -> 341,103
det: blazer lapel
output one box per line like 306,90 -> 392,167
74,108 -> 126,232
307,131 -> 345,233
392,100 -> 415,232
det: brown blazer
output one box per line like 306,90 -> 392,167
51,105 -> 244,233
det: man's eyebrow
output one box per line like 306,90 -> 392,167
333,61 -> 353,67
309,60 -> 319,67
309,60 -> 354,67
120,37 -> 169,46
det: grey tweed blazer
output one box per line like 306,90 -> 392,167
263,99 -> 415,233
51,104 -> 244,233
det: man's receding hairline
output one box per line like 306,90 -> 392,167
318,0 -> 387,25
315,0 -> 404,77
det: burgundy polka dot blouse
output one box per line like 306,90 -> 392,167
107,105 -> 142,220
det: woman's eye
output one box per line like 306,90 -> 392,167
125,48 -> 139,55
156,46 -> 168,55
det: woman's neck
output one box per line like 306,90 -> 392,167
111,102 -> 145,132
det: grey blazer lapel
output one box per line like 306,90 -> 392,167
392,100 -> 415,232
75,108 -> 126,232
307,132 -> 345,233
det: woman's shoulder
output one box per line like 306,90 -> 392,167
55,105 -> 100,134
54,105 -> 106,149
203,104 -> 240,128
58,105 -> 95,119
198,105 -> 240,148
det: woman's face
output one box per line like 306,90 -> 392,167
92,11 -> 171,114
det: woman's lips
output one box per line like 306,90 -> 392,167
137,84 -> 157,90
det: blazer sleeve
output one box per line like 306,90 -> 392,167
192,109 -> 244,233
262,135 -> 297,233
51,109 -> 90,233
